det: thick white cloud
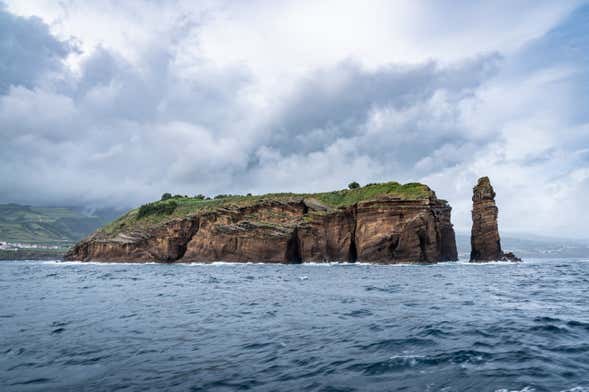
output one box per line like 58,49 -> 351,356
1,0 -> 588,238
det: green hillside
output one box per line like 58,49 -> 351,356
0,204 -> 120,244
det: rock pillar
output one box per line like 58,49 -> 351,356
470,176 -> 520,262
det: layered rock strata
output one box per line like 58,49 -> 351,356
470,177 -> 521,262
66,189 -> 458,264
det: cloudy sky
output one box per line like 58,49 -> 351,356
1,0 -> 588,237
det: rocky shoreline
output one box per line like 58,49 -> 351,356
65,182 -> 458,264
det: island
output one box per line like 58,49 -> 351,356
65,182 -> 459,263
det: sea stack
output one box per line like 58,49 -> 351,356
470,177 -> 521,262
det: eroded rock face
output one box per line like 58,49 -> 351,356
65,218 -> 199,262
470,177 -> 521,262
355,198 -> 457,263
297,207 -> 356,262
65,194 -> 459,264
182,203 -> 304,263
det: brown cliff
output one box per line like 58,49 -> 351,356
470,177 -> 521,262
65,182 -> 458,264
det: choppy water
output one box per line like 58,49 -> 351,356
1,259 -> 589,392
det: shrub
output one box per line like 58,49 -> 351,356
348,181 -> 360,189
161,193 -> 172,201
137,201 -> 178,219
194,194 -> 206,200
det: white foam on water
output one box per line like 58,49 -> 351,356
494,387 -> 536,392
388,354 -> 425,367
41,260 -> 160,266
493,387 -> 588,392
178,261 -> 380,267
2,257 -> 557,267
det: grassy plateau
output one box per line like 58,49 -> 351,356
101,181 -> 434,236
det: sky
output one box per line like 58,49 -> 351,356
1,0 -> 588,237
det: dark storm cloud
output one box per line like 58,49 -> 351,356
0,4 -> 73,93
0,8 -> 253,207
72,45 -> 252,128
260,55 -> 500,176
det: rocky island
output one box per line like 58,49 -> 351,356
65,182 -> 459,263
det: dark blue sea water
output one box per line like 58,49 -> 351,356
1,259 -> 589,392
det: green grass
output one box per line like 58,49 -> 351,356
100,181 -> 433,236
0,204 -> 121,244
312,182 -> 431,207
137,200 -> 178,219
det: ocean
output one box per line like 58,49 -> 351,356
1,259 -> 588,391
